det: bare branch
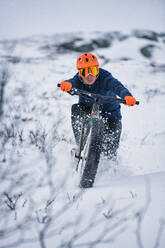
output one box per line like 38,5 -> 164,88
153,218 -> 165,248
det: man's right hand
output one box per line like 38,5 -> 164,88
60,81 -> 72,92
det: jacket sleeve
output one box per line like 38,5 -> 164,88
65,73 -> 80,88
105,73 -> 132,99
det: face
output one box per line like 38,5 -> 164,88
82,74 -> 97,85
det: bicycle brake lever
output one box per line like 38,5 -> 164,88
68,88 -> 77,96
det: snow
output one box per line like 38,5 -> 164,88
0,30 -> 165,247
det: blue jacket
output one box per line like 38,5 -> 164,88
67,68 -> 132,118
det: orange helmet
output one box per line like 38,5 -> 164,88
76,53 -> 99,70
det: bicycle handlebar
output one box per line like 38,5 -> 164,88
57,83 -> 139,105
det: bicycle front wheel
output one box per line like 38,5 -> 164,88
80,118 -> 103,188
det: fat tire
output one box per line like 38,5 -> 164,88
80,119 -> 103,188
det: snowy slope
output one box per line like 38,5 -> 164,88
0,30 -> 165,248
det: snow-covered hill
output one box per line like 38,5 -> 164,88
0,30 -> 165,248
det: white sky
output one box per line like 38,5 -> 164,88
0,0 -> 165,39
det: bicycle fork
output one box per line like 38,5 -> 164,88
75,119 -> 91,171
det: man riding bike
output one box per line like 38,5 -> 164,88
59,52 -> 136,160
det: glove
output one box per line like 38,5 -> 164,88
60,81 -> 72,92
124,96 -> 136,106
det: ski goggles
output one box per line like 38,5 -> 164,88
78,66 -> 99,78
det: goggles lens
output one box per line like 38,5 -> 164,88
79,66 -> 99,78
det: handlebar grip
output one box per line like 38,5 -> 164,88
57,83 -> 61,87
121,99 -> 140,105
